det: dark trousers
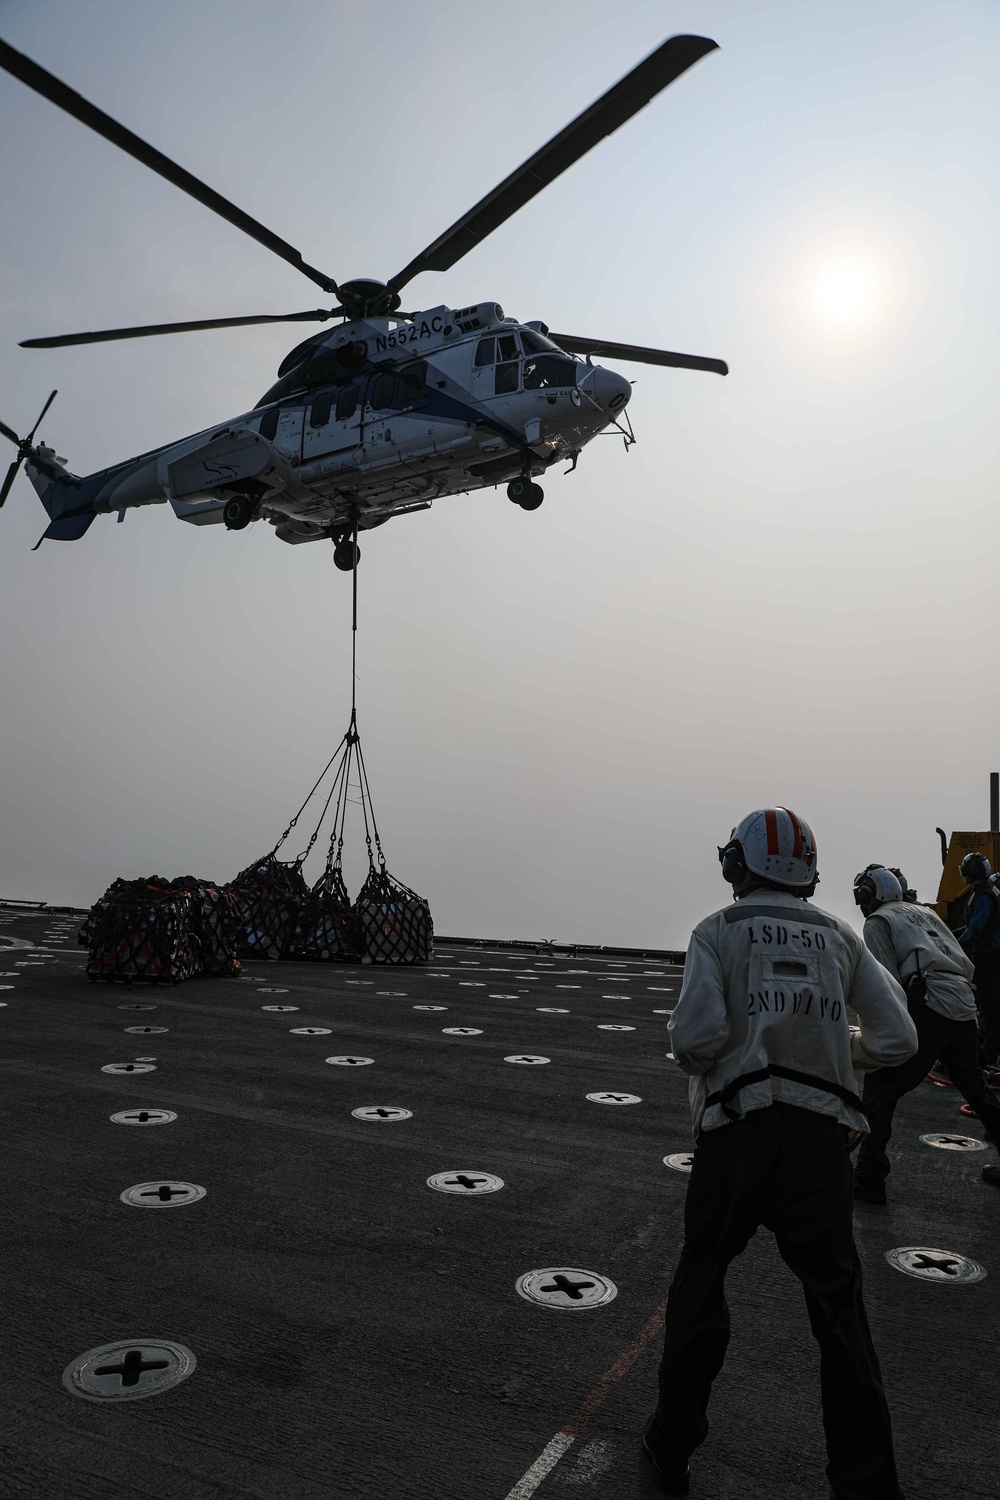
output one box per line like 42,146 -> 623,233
655,1103 -> 902,1500
973,949 -> 1000,1066
857,1001 -> 1000,1185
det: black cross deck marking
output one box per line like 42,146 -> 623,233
93,1349 -> 169,1386
911,1253 -> 961,1274
540,1273 -> 597,1300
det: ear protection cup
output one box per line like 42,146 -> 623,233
719,840 -> 748,888
854,867 -> 901,911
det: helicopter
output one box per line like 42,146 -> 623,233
0,33 -> 727,570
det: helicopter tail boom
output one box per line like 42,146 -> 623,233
24,449 -> 98,546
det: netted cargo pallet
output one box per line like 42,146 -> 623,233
287,862 -> 363,962
355,865 -> 433,964
175,878 -> 243,976
84,877 -> 201,985
226,854 -> 310,960
79,878 -> 126,950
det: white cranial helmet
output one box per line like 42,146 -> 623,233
853,866 -> 903,911
729,807 -> 818,890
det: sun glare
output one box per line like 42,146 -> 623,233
813,263 -> 875,324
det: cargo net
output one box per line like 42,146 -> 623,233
226,854 -> 310,960
356,865 -> 433,965
288,861 -> 363,963
232,713 -> 432,965
184,880 -> 244,975
81,875 -> 240,985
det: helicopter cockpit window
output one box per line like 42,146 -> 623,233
369,372 -> 397,410
520,328 -> 561,355
310,389 -> 335,428
475,333 -> 519,369
494,361 -> 520,395
258,407 -> 280,441
523,355 -> 577,390
335,384 -> 358,421
395,362 -> 426,406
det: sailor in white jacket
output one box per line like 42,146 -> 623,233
643,808 -> 917,1500
852,866 -> 1000,1201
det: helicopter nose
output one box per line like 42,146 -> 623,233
588,366 -> 631,414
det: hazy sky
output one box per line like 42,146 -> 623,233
1,0 -> 997,946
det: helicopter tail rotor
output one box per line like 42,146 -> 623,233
0,389 -> 59,507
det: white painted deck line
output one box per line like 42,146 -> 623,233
502,1294 -> 668,1497
501,1432 -> 576,1499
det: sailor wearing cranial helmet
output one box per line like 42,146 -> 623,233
643,808 -> 916,1500
852,862 -> 1000,1203
956,852 -> 1000,1069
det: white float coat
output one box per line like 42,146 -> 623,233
669,889 -> 918,1137
862,901 -> 978,1023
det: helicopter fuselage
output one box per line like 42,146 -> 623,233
5,33 -> 725,556
47,303 -> 632,549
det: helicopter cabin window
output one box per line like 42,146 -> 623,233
523,355 -> 578,390
258,408 -> 280,441
395,362 -> 426,406
474,337 -> 495,367
309,389 -> 335,428
369,372 -> 397,410
335,383 -> 358,421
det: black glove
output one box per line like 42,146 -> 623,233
904,973 -> 928,1007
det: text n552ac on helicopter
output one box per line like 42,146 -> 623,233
0,33 -> 727,570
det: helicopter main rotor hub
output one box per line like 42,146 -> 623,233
337,279 -> 401,320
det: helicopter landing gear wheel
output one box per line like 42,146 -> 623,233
222,495 -> 255,531
507,475 -> 531,505
333,539 -> 361,571
518,483 -> 544,511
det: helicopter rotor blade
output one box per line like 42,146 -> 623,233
0,38 -> 340,296
26,389 -> 58,441
0,418 -> 21,448
551,332 -> 727,376
0,458 -> 20,508
387,34 -> 718,295
20,311 -> 343,350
